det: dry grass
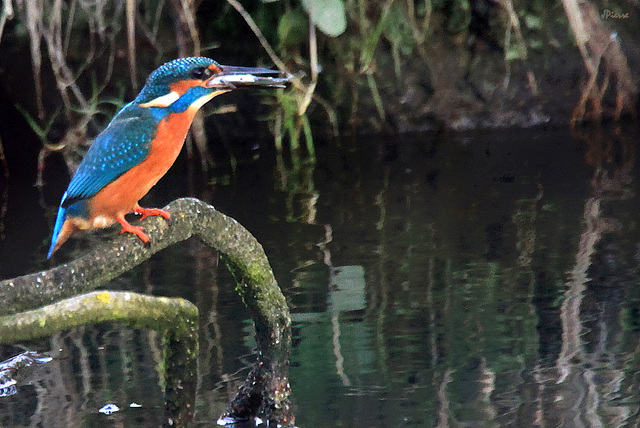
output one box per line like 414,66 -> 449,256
2,0 -> 201,180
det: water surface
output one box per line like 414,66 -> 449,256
1,125 -> 640,427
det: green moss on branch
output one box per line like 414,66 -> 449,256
0,290 -> 197,343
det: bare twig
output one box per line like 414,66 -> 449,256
297,18 -> 318,116
24,0 -> 45,119
126,0 -> 137,91
225,0 -> 290,75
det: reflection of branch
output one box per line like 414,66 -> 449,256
0,197 -> 293,426
331,313 -> 351,386
551,129 -> 634,427
0,351 -> 51,397
558,130 -> 634,383
435,369 -> 453,428
557,197 -> 613,382
556,213 -> 613,423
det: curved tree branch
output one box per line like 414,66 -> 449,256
0,290 -> 197,343
0,197 -> 293,425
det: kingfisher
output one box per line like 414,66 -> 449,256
48,56 -> 289,258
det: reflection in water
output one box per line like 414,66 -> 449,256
287,125 -> 640,426
2,126 -> 640,426
0,327 -> 166,427
552,127 -> 635,427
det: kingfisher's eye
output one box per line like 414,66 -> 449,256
192,67 -> 213,80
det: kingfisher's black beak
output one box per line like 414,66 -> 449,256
205,65 -> 291,89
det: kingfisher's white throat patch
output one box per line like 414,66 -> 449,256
139,91 -> 181,108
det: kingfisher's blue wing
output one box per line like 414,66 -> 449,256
62,104 -> 160,208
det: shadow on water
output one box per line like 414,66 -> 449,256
2,124 -> 640,426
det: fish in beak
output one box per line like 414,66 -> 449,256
206,65 -> 292,89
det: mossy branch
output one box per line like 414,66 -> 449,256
0,197 -> 293,425
0,290 -> 198,343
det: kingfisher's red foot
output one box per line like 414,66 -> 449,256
134,206 -> 171,221
116,213 -> 150,243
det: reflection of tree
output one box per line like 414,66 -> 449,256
552,126 -> 634,426
292,131 -> 640,425
435,368 -> 452,428
557,198 -> 615,380
361,137 -> 542,425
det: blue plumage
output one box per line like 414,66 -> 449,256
63,103 -> 157,206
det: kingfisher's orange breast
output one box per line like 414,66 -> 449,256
87,110 -> 196,221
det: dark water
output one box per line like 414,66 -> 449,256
2,125 -> 640,427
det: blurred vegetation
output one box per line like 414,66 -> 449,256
0,0 -> 637,172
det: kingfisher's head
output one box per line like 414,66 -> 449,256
134,57 -> 289,113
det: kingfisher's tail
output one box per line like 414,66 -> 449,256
47,203 -> 69,258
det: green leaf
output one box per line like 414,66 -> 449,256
384,4 -> 415,56
278,9 -> 309,48
505,43 -> 527,61
301,0 -> 347,37
524,14 -> 542,30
